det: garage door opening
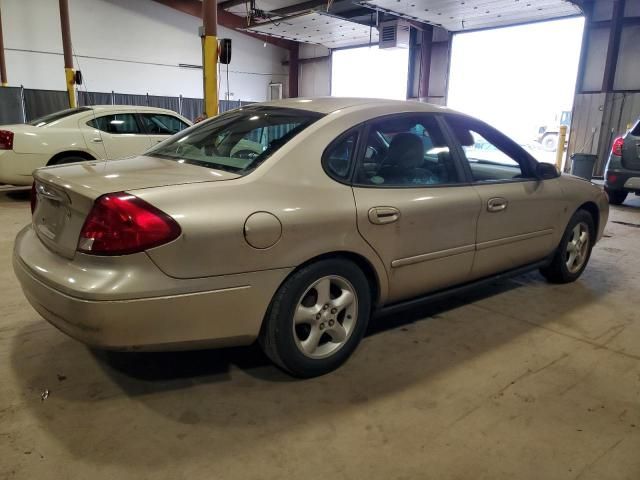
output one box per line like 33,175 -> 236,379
447,17 -> 584,164
332,45 -> 409,100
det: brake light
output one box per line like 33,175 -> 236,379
78,192 -> 181,255
30,182 -> 38,214
612,136 -> 624,157
0,130 -> 14,150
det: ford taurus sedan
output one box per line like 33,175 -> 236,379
0,105 -> 191,186
13,98 -> 609,377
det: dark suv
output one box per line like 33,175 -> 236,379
604,118 -> 640,205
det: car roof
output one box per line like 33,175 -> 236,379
257,97 -> 458,115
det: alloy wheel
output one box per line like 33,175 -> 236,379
292,275 -> 358,359
565,221 -> 590,274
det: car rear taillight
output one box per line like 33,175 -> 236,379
0,130 -> 14,150
612,136 -> 624,157
30,182 -> 38,214
77,192 -> 181,255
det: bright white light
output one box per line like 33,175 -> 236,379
249,115 -> 260,121
447,17 -> 584,146
331,45 -> 409,100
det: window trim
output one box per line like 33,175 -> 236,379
321,125 -> 363,185
441,113 -> 542,185
86,112 -> 145,135
350,112 -> 472,189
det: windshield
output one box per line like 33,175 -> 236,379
147,107 -> 323,174
29,107 -> 92,127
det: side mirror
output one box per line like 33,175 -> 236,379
536,162 -> 559,180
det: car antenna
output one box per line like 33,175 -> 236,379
72,46 -> 109,167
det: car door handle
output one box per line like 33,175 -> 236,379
368,206 -> 400,225
487,197 -> 508,212
91,138 -> 103,143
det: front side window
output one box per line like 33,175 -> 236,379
147,107 -> 322,174
140,113 -> 189,135
87,114 -> 141,134
356,114 -> 460,187
445,116 -> 535,182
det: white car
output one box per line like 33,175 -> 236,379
0,105 -> 191,186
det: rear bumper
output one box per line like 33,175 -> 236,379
604,168 -> 640,192
13,226 -> 291,350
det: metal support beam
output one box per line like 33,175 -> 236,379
289,44 -> 299,98
602,0 -> 625,92
58,0 -> 76,108
152,0 -> 297,50
202,0 -> 219,117
0,5 -> 7,87
417,25 -> 433,99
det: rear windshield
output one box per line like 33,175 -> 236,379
632,119 -> 640,136
29,107 -> 92,127
147,107 -> 323,175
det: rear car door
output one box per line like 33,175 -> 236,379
443,115 -> 564,279
351,113 -> 481,303
81,113 -> 151,159
138,113 -> 190,147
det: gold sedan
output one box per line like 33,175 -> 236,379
13,98 -> 609,377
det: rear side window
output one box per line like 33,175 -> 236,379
140,113 -> 189,135
323,131 -> 358,181
632,120 -> 640,136
355,114 -> 460,187
29,107 -> 92,127
88,114 -> 141,134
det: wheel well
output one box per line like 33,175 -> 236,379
47,150 -> 95,166
578,201 -> 599,234
295,251 -> 381,305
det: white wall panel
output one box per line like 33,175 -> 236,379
2,0 -> 288,101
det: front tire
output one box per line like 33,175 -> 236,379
540,209 -> 594,284
605,188 -> 628,205
259,259 -> 371,378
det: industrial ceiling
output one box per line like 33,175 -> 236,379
223,0 -> 583,48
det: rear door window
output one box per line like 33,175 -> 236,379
87,114 -> 141,134
139,113 -> 189,135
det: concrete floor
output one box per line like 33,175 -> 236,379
1,191 -> 639,480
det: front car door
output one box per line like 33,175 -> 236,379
138,112 -> 190,147
443,114 -> 564,279
80,112 -> 151,160
351,113 -> 482,303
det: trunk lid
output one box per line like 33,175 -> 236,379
32,155 -> 239,258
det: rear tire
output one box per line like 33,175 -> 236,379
259,259 -> 371,378
540,209 -> 595,284
605,188 -> 628,205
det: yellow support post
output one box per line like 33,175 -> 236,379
202,0 -> 218,118
555,125 -> 568,170
65,67 -> 76,108
202,35 -> 218,118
